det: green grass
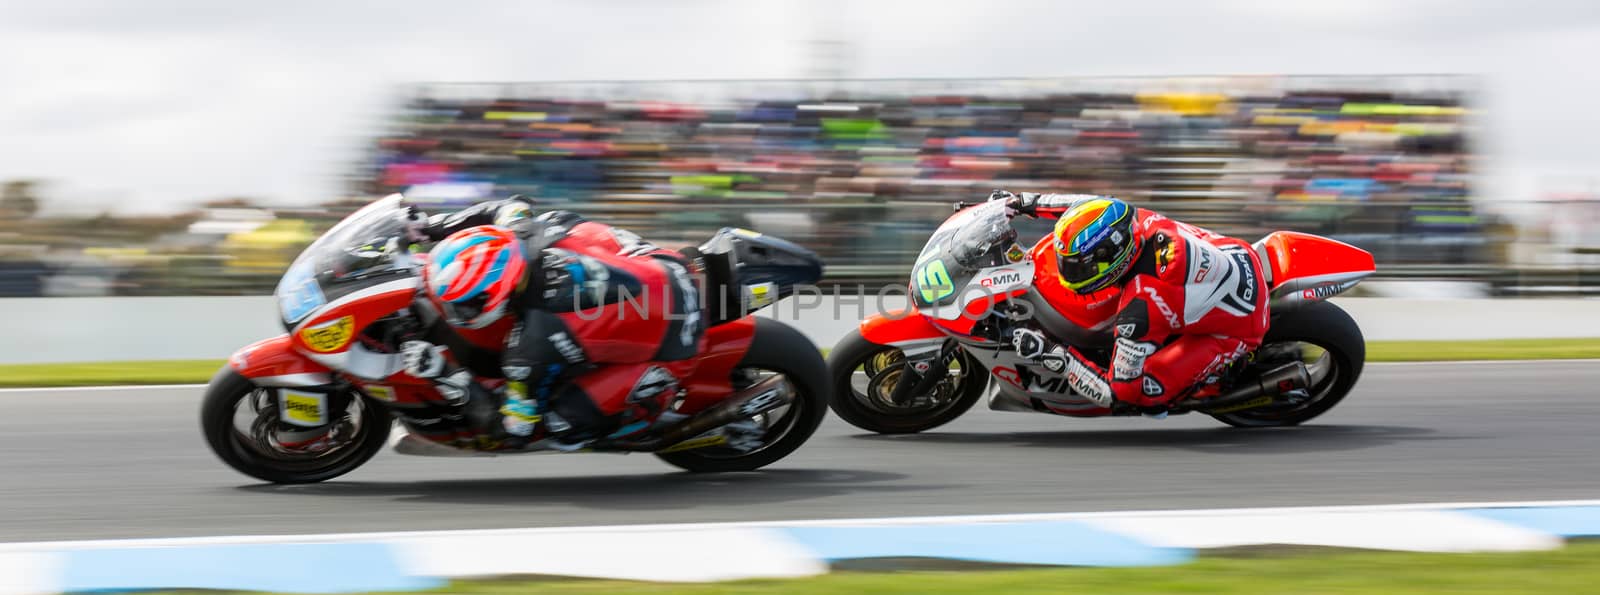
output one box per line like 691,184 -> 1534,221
148,541 -> 1600,594
0,359 -> 224,388
1367,338 -> 1600,362
2,338 -> 1598,388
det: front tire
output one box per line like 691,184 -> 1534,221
827,329 -> 986,434
1211,301 -> 1366,427
200,366 -> 391,484
655,318 -> 829,472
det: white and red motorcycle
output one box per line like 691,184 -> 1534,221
827,195 -> 1376,433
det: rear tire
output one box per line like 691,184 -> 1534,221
655,318 -> 829,472
200,366 -> 391,484
1212,301 -> 1366,427
827,329 -> 985,434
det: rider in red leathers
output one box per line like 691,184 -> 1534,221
995,190 -> 1269,412
398,196 -> 704,448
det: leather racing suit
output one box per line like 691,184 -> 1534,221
409,197 -> 703,445
1008,193 -> 1270,410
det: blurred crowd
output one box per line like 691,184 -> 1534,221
6,76 -> 1593,297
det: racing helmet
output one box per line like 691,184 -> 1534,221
1052,198 -> 1142,294
423,226 -> 527,328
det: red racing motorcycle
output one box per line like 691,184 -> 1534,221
202,195 -> 829,483
827,196 -> 1375,433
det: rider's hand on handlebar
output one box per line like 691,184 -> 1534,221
401,341 -> 449,379
399,206 -> 429,245
988,189 -> 1039,218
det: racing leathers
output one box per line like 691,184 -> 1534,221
403,196 -> 703,446
1005,192 -> 1269,410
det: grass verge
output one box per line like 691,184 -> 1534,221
2,338 -> 1598,388
146,541 -> 1600,594
1367,337 -> 1600,362
0,360 -> 224,388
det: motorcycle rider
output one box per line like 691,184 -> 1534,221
396,195 -> 704,448
992,190 -> 1269,411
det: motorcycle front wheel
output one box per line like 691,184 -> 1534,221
826,329 -> 986,434
200,367 -> 391,484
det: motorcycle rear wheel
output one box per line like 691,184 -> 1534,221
200,366 -> 391,484
1211,301 -> 1366,427
655,318 -> 829,472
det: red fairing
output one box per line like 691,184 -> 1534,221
229,335 -> 331,381
860,310 -> 946,345
676,316 -> 757,414
1257,231 -> 1377,289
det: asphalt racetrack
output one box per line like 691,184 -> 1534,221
1,360 -> 1597,542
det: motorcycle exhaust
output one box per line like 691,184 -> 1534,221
606,374 -> 795,452
1185,361 -> 1311,414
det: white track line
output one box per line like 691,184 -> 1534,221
3,499 -> 1598,552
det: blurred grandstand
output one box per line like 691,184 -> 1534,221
3,75 -> 1597,296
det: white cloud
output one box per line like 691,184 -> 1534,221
2,0 -> 1599,212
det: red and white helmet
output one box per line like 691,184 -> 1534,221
422,226 -> 527,328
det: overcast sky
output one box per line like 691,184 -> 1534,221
3,0 -> 1600,214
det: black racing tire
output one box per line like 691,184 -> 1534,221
655,318 -> 829,472
200,366 -> 391,484
826,329 -> 986,434
1212,300 -> 1366,428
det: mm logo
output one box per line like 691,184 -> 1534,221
979,269 -> 1023,288
916,260 -> 955,303
300,316 -> 355,353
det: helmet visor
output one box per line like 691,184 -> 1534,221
1057,245 -> 1113,286
444,293 -> 490,325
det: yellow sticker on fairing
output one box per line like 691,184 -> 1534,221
745,282 -> 777,309
364,385 -> 395,402
280,390 -> 328,427
300,316 -> 354,353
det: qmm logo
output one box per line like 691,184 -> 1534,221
917,260 -> 955,303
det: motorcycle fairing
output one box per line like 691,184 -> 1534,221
1253,231 -> 1376,311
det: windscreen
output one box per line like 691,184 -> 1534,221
275,195 -> 417,325
909,201 -> 1017,309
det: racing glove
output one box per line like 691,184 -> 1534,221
988,189 -> 1041,218
401,340 -> 448,378
1011,328 -> 1115,407
401,341 -> 473,404
398,206 -> 429,245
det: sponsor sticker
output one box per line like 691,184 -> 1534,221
1142,286 -> 1180,328
549,331 -> 585,364
732,228 -> 763,239
978,268 -> 1023,288
300,316 -> 355,353
992,366 -> 1023,387
1142,376 -> 1164,396
1301,282 -> 1349,301
745,282 -> 777,309
279,389 -> 328,427
1065,359 -> 1113,407
1116,323 -> 1138,338
364,385 -> 396,402
1005,243 -> 1027,263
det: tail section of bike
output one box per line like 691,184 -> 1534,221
1253,231 -> 1376,312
